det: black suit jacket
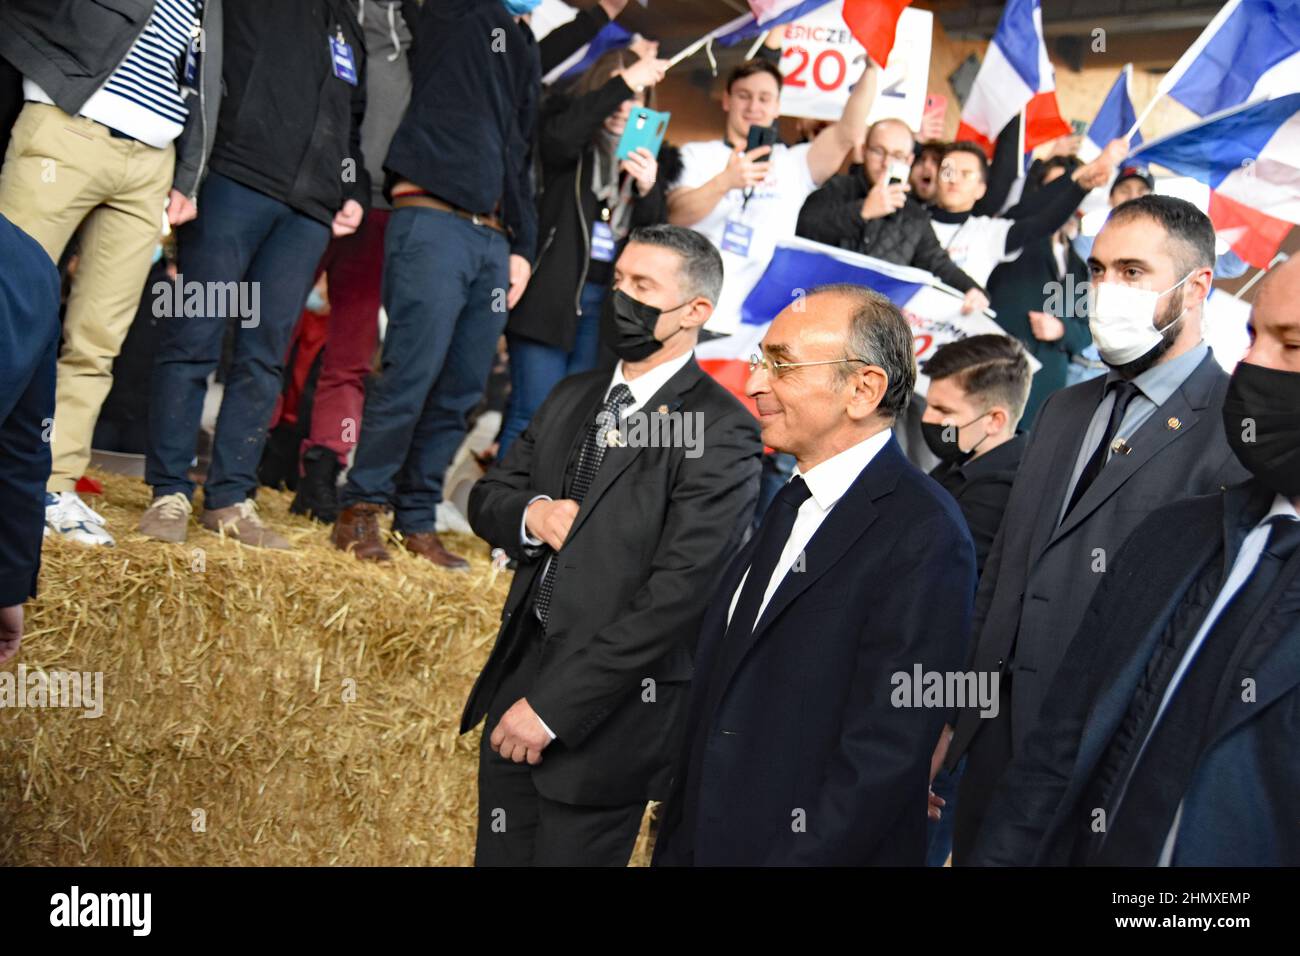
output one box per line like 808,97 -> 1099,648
930,432 -> 1026,577
0,213 -> 59,608
973,481 -> 1300,866
653,436 -> 976,865
463,356 -> 762,806
946,351 -> 1251,859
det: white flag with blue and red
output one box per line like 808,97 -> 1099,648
1127,93 -> 1300,268
697,237 -> 1029,409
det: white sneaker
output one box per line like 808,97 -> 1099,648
44,491 -> 116,546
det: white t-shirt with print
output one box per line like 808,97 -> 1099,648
929,215 -> 1020,288
676,139 -> 818,335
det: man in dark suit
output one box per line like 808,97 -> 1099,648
974,256 -> 1300,865
0,212 -> 61,664
917,333 -> 1030,866
945,195 -> 1251,864
463,225 -> 762,866
653,284 -> 976,866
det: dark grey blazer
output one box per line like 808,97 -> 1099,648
947,350 -> 1250,842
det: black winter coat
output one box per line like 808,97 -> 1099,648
507,76 -> 681,351
211,0 -> 368,226
796,169 -> 980,293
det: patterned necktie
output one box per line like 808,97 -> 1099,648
1092,516 -> 1300,865
534,384 -> 635,630
1064,380 -> 1142,518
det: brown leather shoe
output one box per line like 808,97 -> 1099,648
331,503 -> 392,561
402,531 -> 470,570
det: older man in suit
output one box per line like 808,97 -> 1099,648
974,256 -> 1300,865
653,284 -> 976,866
463,225 -> 762,866
0,212 -> 61,664
944,195 -> 1250,863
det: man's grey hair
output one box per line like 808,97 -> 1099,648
807,283 -> 916,420
627,224 -> 725,304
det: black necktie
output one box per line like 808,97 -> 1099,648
723,475 -> 813,644
680,474 -> 813,848
533,384 -> 634,630
1064,380 -> 1142,518
1093,516 -> 1300,865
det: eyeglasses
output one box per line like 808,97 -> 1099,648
866,146 -> 913,165
748,353 -> 868,376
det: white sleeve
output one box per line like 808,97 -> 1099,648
520,494 -> 552,547
675,142 -> 723,192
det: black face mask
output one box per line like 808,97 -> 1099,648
602,289 -> 688,362
1222,361 -> 1300,497
921,414 -> 988,464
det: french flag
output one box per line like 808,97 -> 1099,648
531,0 -> 635,85
713,1 -> 837,47
1159,0 -> 1300,118
1127,94 -> 1300,268
956,0 -> 1070,158
1080,65 -> 1142,162
696,237 -> 1021,411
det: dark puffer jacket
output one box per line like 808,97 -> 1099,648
506,75 -> 681,352
796,168 -> 980,293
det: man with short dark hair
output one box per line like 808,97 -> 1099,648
974,255 -> 1300,866
921,334 -> 1031,574
654,284 -> 977,866
917,333 -> 1030,866
463,224 -> 762,866
944,194 -> 1251,864
797,120 -> 988,313
929,139 -> 1123,289
668,57 -> 878,336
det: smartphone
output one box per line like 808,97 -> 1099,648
1070,118 -> 1089,137
616,107 -> 671,161
924,93 -> 948,117
887,160 -> 911,185
745,122 -> 779,155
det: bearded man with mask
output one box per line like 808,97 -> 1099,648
972,253 -> 1300,866
941,194 -> 1250,865
461,224 -> 762,866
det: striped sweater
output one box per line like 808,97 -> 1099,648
24,0 -> 200,148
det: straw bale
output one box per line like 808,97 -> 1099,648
0,470 -> 653,865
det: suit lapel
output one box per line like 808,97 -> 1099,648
563,358 -> 704,542
1206,547 -> 1300,747
708,436 -> 903,708
1048,354 -> 1218,548
1028,378 -> 1104,561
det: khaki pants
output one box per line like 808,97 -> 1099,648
0,103 -> 173,492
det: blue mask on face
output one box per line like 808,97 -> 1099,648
502,0 -> 540,14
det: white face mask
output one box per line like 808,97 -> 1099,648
1088,271 -> 1194,366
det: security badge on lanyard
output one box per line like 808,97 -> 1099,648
330,26 -> 359,86
182,18 -> 202,87
591,207 -> 616,263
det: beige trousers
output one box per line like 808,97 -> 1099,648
0,103 -> 174,491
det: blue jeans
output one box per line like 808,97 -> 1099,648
340,206 -> 509,533
498,280 -> 606,459
927,754 -> 966,866
146,172 -> 330,509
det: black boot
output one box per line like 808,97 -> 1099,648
290,445 -> 342,523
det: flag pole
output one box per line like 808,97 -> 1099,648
667,33 -> 714,68
1125,91 -> 1162,142
1236,252 -> 1290,299
745,30 -> 770,60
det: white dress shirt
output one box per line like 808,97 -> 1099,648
520,350 -> 696,740
727,429 -> 893,628
1113,493 -> 1300,865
